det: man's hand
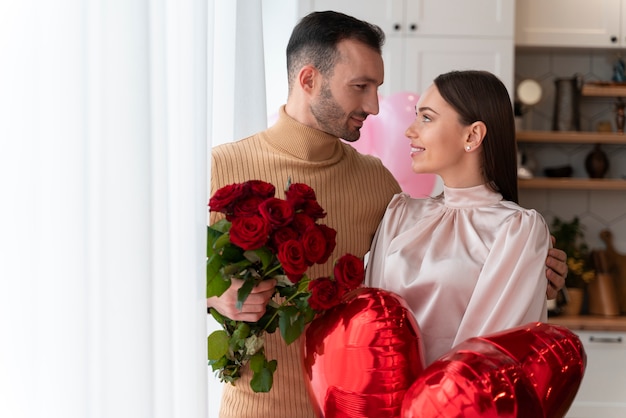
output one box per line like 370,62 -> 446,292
546,236 -> 568,300
207,278 -> 277,322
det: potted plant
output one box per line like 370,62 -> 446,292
550,216 -> 596,315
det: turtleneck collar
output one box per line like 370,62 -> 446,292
263,106 -> 344,161
442,183 -> 503,208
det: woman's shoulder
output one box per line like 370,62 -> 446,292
383,192 -> 442,220
499,201 -> 550,236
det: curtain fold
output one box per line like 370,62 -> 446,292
0,1 -> 208,417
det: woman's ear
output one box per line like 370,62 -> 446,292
465,121 -> 487,151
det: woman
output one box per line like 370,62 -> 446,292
364,70 -> 550,366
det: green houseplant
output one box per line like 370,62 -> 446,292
550,216 -> 596,315
550,216 -> 595,289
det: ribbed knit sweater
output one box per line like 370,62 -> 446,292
210,106 -> 402,418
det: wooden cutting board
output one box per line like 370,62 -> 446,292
599,229 -> 626,314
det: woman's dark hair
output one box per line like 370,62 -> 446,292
434,70 -> 518,203
286,11 -> 385,91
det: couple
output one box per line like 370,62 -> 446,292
207,10 -> 568,418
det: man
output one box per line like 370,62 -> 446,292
207,11 -> 568,418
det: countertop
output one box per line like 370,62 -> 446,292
548,315 -> 626,332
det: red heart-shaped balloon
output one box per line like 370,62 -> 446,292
302,287 -> 425,418
401,322 -> 586,418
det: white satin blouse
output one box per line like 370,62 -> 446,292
364,184 -> 550,366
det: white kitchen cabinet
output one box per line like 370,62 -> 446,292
565,330 -> 626,418
515,0 -> 626,48
402,37 -> 514,101
298,0 -> 514,97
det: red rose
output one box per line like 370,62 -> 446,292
285,183 -> 317,207
269,226 -> 299,251
233,196 -> 264,218
259,198 -> 295,228
301,225 -> 328,266
290,213 -> 316,235
247,180 -> 276,199
286,183 -> 327,219
317,224 -> 337,264
208,182 -> 249,214
277,239 -> 308,281
229,215 -> 270,251
333,254 -> 365,291
300,199 -> 326,220
308,277 -> 344,311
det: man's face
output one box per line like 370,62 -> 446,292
309,39 -> 384,142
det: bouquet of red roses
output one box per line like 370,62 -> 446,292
206,179 -> 364,392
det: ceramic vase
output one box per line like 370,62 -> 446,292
584,144 -> 609,178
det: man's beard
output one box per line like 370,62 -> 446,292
310,82 -> 366,142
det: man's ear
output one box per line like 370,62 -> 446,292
298,65 -> 317,94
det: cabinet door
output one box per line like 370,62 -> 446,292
299,0 -> 405,35
406,0 -> 514,38
402,37 -> 514,98
301,0 -> 513,38
516,0 -> 622,48
565,330 -> 626,418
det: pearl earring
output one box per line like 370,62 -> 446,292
465,146 -> 471,151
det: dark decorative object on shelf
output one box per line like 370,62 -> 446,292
584,144 -> 609,178
543,165 -> 573,178
552,75 -> 582,131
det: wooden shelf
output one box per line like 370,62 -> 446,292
549,315 -> 626,332
582,82 -> 626,98
519,178 -> 626,190
516,130 -> 626,144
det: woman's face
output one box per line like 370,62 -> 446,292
405,84 -> 473,181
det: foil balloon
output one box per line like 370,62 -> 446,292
344,92 -> 439,199
479,322 -> 586,418
401,322 -> 586,418
302,287 -> 425,418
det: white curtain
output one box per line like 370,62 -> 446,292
207,1 -> 268,416
0,1 -> 208,417
210,0 -> 267,149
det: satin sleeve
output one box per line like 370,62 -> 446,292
453,208 -> 550,346
364,193 -> 410,288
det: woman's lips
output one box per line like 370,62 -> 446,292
410,145 -> 424,157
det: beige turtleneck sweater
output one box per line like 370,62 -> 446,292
210,106 -> 402,418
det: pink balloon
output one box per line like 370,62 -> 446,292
401,322 -> 586,418
347,92 -> 437,198
302,287 -> 425,418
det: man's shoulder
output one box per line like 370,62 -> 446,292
212,136 -> 262,163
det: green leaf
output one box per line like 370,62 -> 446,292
209,355 -> 229,371
222,258 -> 253,275
249,352 -> 266,373
207,330 -> 229,360
208,308 -> 226,326
207,225 -> 224,257
232,322 -> 251,341
279,307 -> 305,345
214,233 -> 232,250
236,278 -> 256,310
248,355 -> 277,393
267,359 -> 277,373
245,247 -> 274,271
218,243 -> 245,264
210,219 -> 231,234
258,306 -> 279,333
250,367 -> 274,393
206,267 -> 231,298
